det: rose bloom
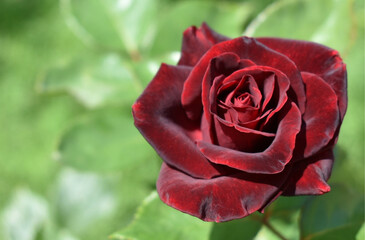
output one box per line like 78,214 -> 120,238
132,23 -> 347,222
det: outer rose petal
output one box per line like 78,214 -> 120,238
182,37 -> 306,120
257,37 -> 347,119
294,72 -> 340,159
178,22 -> 230,67
157,162 -> 292,222
197,102 -> 302,174
283,150 -> 333,196
132,64 -> 225,179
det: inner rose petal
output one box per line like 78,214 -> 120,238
234,93 -> 251,106
218,75 -> 262,124
198,101 -> 302,173
201,53 -> 256,123
220,75 -> 262,108
203,65 -> 291,150
182,37 -> 305,121
210,66 -> 290,123
213,114 -> 274,152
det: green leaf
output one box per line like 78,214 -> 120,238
56,230 -> 80,240
269,195 -> 309,221
51,166 -> 159,240
56,108 -> 156,172
254,226 -> 281,240
267,211 -> 301,240
300,184 -> 364,240
0,1 -> 84,210
54,168 -> 117,234
50,165 -> 158,240
209,214 -> 262,240
356,223 -> 365,240
61,0 -> 159,56
37,53 -> 140,109
111,191 -> 212,240
244,0 -> 353,54
54,108 -> 160,237
255,196 -> 311,240
150,1 -> 253,56
1,189 -> 48,240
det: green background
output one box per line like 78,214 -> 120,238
0,0 -> 363,239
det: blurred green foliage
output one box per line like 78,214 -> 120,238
0,0 -> 363,239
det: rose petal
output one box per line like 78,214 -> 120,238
261,72 -> 275,111
217,76 -> 261,124
257,37 -> 347,119
209,66 -> 290,118
178,22 -> 230,67
132,64 -> 224,179
157,162 -> 292,222
202,52 -> 246,122
293,72 -> 340,159
197,102 -> 301,174
206,66 -> 290,146
199,54 -> 257,143
206,71 -> 277,147
182,36 -> 305,120
239,109 -> 273,129
223,76 -> 262,109
214,115 -> 276,137
212,115 -> 275,152
283,150 -> 333,195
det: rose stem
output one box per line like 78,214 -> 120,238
262,219 -> 289,240
251,210 -> 289,240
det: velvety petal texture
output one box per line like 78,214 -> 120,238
132,23 -> 347,222
181,36 -> 306,120
257,37 -> 347,119
283,150 -> 334,196
132,64 -> 225,179
197,102 -> 301,174
293,72 -> 340,160
178,22 -> 230,67
157,162 -> 292,222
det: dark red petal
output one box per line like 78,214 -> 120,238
207,70 -> 276,139
182,37 -> 305,120
201,113 -> 214,143
200,53 -> 255,143
206,66 -> 290,147
198,102 -> 301,174
294,72 -> 340,159
211,75 -> 263,125
257,37 -> 347,119
214,115 -> 276,137
212,115 -> 274,152
261,72 -> 276,111
202,52 -> 245,122
283,150 -> 333,196
221,75 -> 261,108
157,162 -> 291,222
178,23 -> 230,67
209,66 -> 290,118
132,64 -> 224,179
239,109 -> 273,129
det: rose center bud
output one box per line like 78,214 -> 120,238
216,75 -> 261,126
206,66 -> 289,153
234,93 -> 252,106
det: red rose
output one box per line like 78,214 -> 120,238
132,23 -> 347,222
